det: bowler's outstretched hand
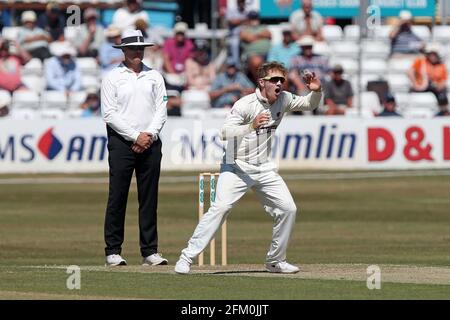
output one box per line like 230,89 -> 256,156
303,70 -> 322,92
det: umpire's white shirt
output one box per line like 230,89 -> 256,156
221,88 -> 322,171
101,63 -> 168,142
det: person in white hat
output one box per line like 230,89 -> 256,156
45,41 -> 81,94
73,7 -> 105,58
408,42 -> 448,110
99,25 -> 124,73
101,29 -> 169,267
17,10 -> 52,61
389,10 -> 424,58
162,21 -> 194,75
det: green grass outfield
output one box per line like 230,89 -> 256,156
0,170 -> 450,299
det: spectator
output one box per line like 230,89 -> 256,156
73,8 -> 105,58
45,41 -> 82,95
289,36 -> 329,95
0,38 -> 31,93
289,0 -> 324,41
225,0 -> 250,67
240,11 -> 271,83
408,43 -> 448,109
37,1 -> 66,41
389,10 -> 424,58
209,58 -> 255,109
163,22 -> 194,75
162,22 -> 194,91
377,93 -> 402,117
112,0 -> 150,31
185,41 -> 216,90
323,64 -> 353,115
99,25 -> 124,73
267,28 -> 299,69
80,87 -> 101,117
17,11 -> 52,61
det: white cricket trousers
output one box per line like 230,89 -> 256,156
180,164 -> 298,264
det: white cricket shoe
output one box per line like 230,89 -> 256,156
174,258 -> 191,274
105,254 -> 127,266
265,261 -> 300,274
142,253 -> 168,266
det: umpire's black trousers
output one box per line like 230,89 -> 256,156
104,126 -> 162,258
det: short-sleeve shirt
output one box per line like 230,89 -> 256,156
324,79 -> 353,105
289,10 -> 323,36
163,38 -> 194,73
240,25 -> 271,59
73,23 -> 105,51
411,57 -> 448,87
210,72 -> 255,108
391,31 -> 423,55
267,43 -> 300,69
17,27 -> 50,51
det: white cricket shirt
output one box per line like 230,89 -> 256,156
221,88 -> 322,171
101,63 -> 168,142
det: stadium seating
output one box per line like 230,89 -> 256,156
330,42 -> 359,59
343,25 -> 359,42
81,76 -> 100,91
407,92 -> 438,110
432,25 -> 450,44
39,108 -> 66,120
360,91 -> 383,115
11,91 -> 40,110
322,25 -> 343,42
0,89 -> 12,107
411,25 -> 431,42
8,108 -> 38,120
22,58 -> 43,77
181,89 -> 211,110
386,74 -> 411,93
312,41 -> 331,57
40,91 -> 68,110
361,41 -> 390,59
67,91 -> 88,110
21,75 -> 46,93
387,57 -> 416,75
1,26 -> 20,40
76,58 -> 99,77
361,59 -> 388,76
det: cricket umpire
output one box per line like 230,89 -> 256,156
101,29 -> 168,266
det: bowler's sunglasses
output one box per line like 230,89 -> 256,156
126,46 -> 145,51
261,76 -> 286,84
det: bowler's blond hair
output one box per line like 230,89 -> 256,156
257,62 -> 287,88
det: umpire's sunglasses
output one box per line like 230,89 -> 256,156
126,46 -> 145,51
261,76 -> 286,84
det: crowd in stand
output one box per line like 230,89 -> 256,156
0,0 -> 449,118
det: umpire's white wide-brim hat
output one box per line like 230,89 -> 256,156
112,29 -> 154,49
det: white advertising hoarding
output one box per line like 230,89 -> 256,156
1,117 -> 449,173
